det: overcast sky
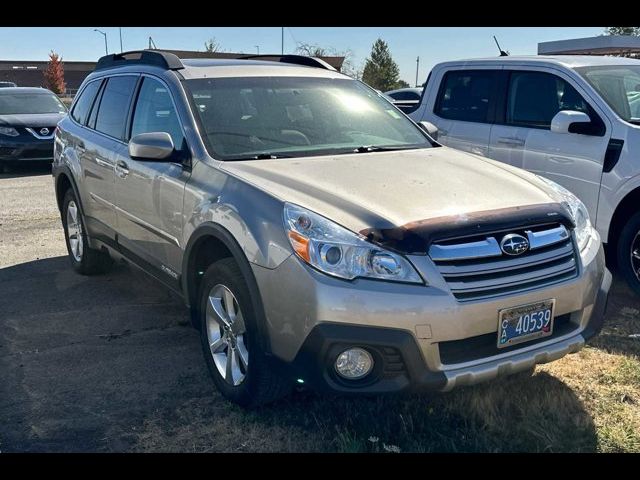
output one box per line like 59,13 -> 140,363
0,27 -> 605,84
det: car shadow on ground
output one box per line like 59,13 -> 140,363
0,255 -> 605,452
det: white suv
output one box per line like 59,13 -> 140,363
410,55 -> 640,294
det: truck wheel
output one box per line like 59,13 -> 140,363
62,189 -> 112,275
617,211 -> 640,296
198,258 -> 291,408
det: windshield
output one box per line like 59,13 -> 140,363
184,76 -> 431,160
0,92 -> 67,115
576,65 -> 640,124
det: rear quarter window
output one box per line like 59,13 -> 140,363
71,80 -> 101,126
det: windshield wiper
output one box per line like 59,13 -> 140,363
351,145 -> 422,153
225,153 -> 293,161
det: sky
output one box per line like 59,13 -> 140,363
0,27 -> 605,84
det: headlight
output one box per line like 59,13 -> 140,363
0,126 -> 19,137
536,176 -> 593,251
283,203 -> 423,284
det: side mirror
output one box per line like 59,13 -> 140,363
550,110 -> 592,135
419,121 -> 438,140
128,132 -> 175,161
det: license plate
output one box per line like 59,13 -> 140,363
497,299 -> 555,348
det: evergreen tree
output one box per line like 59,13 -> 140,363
361,39 -> 400,91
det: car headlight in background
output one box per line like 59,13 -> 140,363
0,126 -> 19,137
536,176 -> 594,251
284,203 -> 423,284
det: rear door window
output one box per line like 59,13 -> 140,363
94,76 -> 138,140
434,70 -> 498,123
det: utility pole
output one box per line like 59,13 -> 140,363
415,56 -> 420,87
281,27 -> 284,54
255,45 -> 260,54
94,29 -> 108,55
119,27 -> 123,52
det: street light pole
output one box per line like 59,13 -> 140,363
281,27 -> 284,54
94,29 -> 108,55
415,56 -> 420,87
119,27 -> 123,53
255,45 -> 260,54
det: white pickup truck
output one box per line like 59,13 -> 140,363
410,55 -> 640,294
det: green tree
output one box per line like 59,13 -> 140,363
394,79 -> 410,89
361,39 -> 400,92
604,27 -> 640,36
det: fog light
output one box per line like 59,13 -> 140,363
335,347 -> 374,380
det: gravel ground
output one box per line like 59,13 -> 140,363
1,164 -> 638,453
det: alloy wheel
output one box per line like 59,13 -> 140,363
205,284 -> 249,386
631,231 -> 640,282
66,200 -> 83,262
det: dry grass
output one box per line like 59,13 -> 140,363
133,277 -> 640,453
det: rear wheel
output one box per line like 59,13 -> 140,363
617,211 -> 640,296
61,189 -> 112,275
199,258 -> 291,407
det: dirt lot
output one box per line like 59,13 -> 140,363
1,165 -> 639,452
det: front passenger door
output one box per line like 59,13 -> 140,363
113,76 -> 191,278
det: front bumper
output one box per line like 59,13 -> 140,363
253,232 -> 610,394
0,138 -> 54,162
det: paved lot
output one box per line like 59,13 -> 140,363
1,165 -> 638,452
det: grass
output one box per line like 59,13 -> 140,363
133,277 -> 640,453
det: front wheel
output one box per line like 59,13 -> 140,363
617,211 -> 640,296
198,258 -> 291,407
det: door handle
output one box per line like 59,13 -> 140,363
76,142 -> 86,154
95,157 -> 113,169
496,137 -> 525,147
115,160 -> 129,178
439,129 -> 448,137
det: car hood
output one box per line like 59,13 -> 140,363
221,147 -> 559,233
0,113 -> 66,128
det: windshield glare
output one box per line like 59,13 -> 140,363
185,76 -> 431,160
0,92 -> 66,115
576,65 -> 640,124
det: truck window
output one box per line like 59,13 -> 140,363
506,71 -> 589,128
434,70 -> 496,123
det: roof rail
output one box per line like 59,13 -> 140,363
238,54 -> 337,71
95,50 -> 184,72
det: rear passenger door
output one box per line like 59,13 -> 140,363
113,75 -> 190,277
427,68 -> 501,157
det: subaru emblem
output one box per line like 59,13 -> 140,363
500,233 -> 529,256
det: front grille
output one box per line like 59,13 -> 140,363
0,147 -> 16,156
438,313 -> 576,365
430,223 -> 579,302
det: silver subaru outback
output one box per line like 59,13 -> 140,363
52,51 -> 611,407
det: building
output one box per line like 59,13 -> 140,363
538,35 -> 640,57
0,50 -> 346,95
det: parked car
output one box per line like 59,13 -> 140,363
0,87 -> 67,172
0,81 -> 17,88
385,87 -> 423,114
53,50 -> 610,407
410,55 -> 640,295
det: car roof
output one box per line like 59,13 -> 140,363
435,55 -> 640,70
177,58 -> 348,80
385,87 -> 423,95
0,86 -> 54,95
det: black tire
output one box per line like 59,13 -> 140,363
61,189 -> 112,275
198,257 -> 291,408
617,211 -> 640,296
